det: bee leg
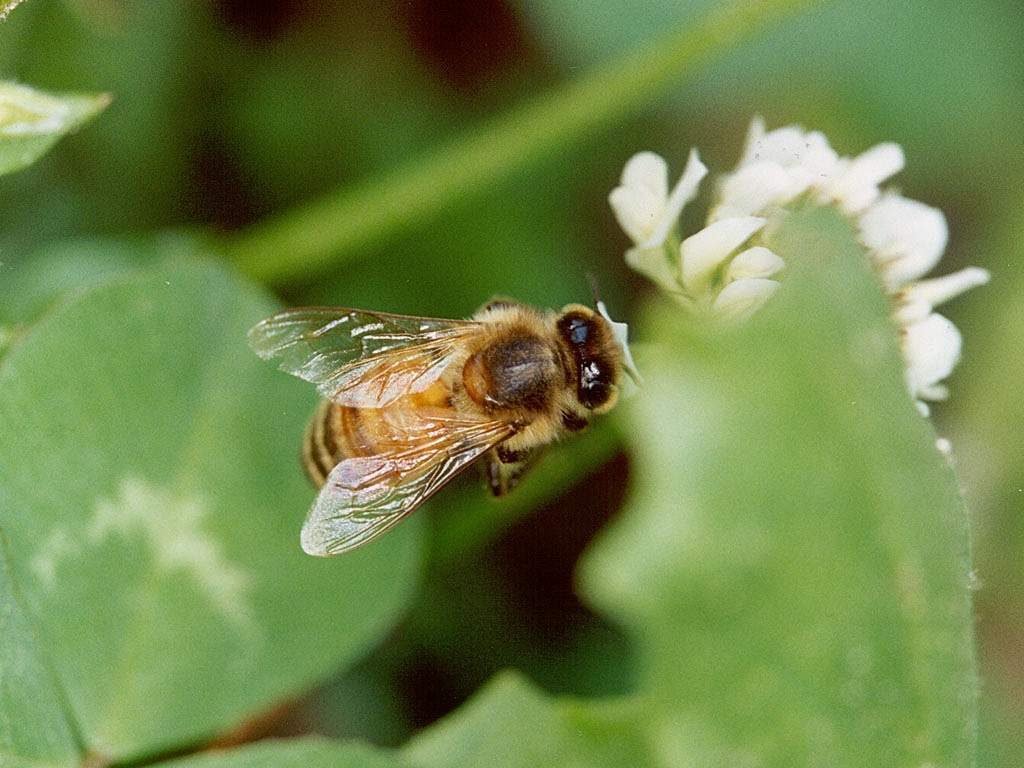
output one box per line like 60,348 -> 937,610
484,446 -> 536,497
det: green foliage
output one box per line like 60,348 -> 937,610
0,237 -> 138,324
0,0 -> 1012,763
139,212 -> 976,768
0,81 -> 108,175
153,738 -> 407,768
403,672 -> 650,768
0,232 -> 207,325
953,210 -> 1024,768
582,208 -> 977,766
0,546 -> 78,768
0,259 -> 420,761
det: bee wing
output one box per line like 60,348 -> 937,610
248,306 -> 480,407
301,410 -> 516,556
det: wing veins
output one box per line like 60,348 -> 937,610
248,306 -> 480,407
302,414 -> 515,555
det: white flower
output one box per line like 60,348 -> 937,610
597,300 -> 642,396
858,193 -> 948,291
609,149 -> 707,248
609,150 -> 707,292
736,117 -> 839,178
609,152 -> 785,317
823,142 -> 904,214
894,267 -> 989,408
901,313 -> 961,406
711,118 -> 838,221
680,216 -> 766,293
0,81 -> 70,135
715,246 -> 786,321
712,117 -> 903,221
679,216 -> 784,320
724,246 -> 786,282
894,267 -> 991,325
856,190 -> 989,407
610,117 -> 989,415
713,278 -> 780,321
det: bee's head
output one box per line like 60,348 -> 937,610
556,304 -> 621,414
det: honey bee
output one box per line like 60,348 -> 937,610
248,297 -> 637,556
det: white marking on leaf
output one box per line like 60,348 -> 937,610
33,477 -> 257,632
30,527 -> 77,587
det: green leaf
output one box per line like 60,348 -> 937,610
0,231 -> 212,326
0,259 -> 420,761
152,737 -> 408,768
0,541 -> 79,768
582,208 -> 978,766
0,238 -> 137,325
0,81 -> 109,175
402,671 -> 651,768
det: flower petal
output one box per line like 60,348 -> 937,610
743,124 -> 811,167
711,161 -> 806,221
609,185 -> 662,245
624,244 -> 681,293
620,151 -> 669,201
918,383 -> 950,401
737,115 -> 767,167
859,194 -> 948,290
901,312 -> 962,398
643,148 -> 707,247
798,131 -> 842,180
597,300 -> 642,394
829,142 -> 905,214
680,216 -> 766,293
712,277 -> 779,321
900,267 -> 991,312
893,298 -> 933,326
725,246 -> 785,282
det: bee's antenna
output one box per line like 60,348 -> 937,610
586,272 -> 602,307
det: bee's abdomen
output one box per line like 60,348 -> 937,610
463,336 -> 558,412
303,400 -> 378,486
303,400 -> 337,486
303,382 -> 452,486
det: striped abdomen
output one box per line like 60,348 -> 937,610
302,381 -> 454,486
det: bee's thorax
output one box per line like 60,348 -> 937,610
462,334 -> 560,413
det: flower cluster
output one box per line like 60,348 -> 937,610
609,118 -> 989,414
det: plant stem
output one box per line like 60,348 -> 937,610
226,0 -> 820,285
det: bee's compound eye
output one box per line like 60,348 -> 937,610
579,360 -> 612,409
558,314 -> 592,347
581,382 -> 611,409
568,318 -> 589,345
558,311 -> 616,410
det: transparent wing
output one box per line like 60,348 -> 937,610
248,306 -> 480,407
301,410 -> 515,556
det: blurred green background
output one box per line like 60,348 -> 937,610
1,0 -> 1021,765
